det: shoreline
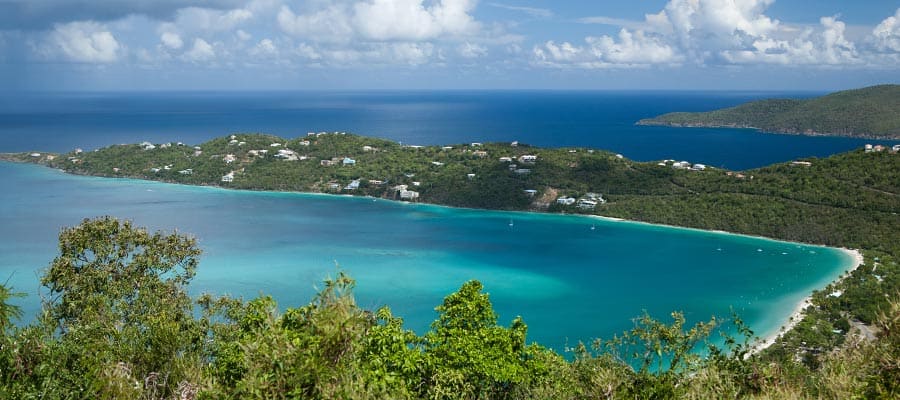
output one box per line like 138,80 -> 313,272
0,160 -> 876,353
635,121 -> 900,141
748,248 -> 864,355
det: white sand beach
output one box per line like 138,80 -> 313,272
749,248 -> 864,355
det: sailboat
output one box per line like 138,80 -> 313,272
509,219 -> 514,227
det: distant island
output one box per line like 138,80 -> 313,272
638,84 -> 900,139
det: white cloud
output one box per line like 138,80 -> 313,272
488,3 -> 552,19
278,0 -> 479,42
183,38 -> 215,62
586,29 -> 680,64
537,0 -> 890,69
236,29 -> 252,42
48,21 -> 121,63
251,38 -> 277,56
174,7 -> 253,33
295,43 -> 322,60
277,4 -> 355,42
160,32 -> 183,50
873,8 -> 900,52
458,42 -> 487,58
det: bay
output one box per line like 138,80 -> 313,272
0,161 -> 854,352
1,91 -> 896,170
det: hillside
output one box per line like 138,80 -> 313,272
638,84 -> 900,139
2,133 -> 900,398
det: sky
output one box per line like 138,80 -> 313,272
1,0 -> 899,91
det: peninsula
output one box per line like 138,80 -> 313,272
2,133 -> 899,398
638,84 -> 900,139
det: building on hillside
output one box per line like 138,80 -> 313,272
400,190 -> 420,200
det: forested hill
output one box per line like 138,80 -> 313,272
2,134 -> 900,398
6,132 -> 899,251
637,84 -> 900,139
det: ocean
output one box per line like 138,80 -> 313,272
1,91 -> 896,170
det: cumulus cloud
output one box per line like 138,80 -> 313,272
277,0 -> 479,42
537,0 -> 891,69
250,38 -> 277,57
48,21 -> 121,63
873,8 -> 900,52
183,38 -> 215,62
160,32 -> 183,50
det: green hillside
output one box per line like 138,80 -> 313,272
2,133 -> 899,398
638,85 -> 900,139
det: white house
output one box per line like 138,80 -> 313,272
221,172 -> 234,182
519,155 -> 537,163
140,142 -> 156,150
467,173 -> 476,180
499,157 -> 513,162
523,189 -> 538,196
179,169 -> 193,175
224,154 -> 237,163
431,161 -> 444,166
577,199 -> 598,210
691,163 -> 707,171
557,197 -> 576,205
344,180 -> 360,190
400,190 -> 420,200
343,157 -> 356,166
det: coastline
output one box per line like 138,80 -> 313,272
748,248 -> 864,355
635,121 -> 900,141
0,160 -> 879,354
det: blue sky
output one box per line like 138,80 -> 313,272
1,0 -> 899,91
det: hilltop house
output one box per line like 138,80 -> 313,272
221,172 -> 234,182
519,155 -> 537,163
557,197 -> 576,205
343,157 -> 356,166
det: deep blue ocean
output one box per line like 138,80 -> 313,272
0,90 -> 879,352
1,91 -> 896,169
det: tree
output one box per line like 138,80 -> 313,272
35,216 -> 204,398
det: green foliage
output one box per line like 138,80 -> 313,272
639,84 -> 900,138
2,217 -> 204,399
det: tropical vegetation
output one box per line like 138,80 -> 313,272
638,84 -> 900,139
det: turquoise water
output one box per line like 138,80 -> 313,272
0,162 -> 853,351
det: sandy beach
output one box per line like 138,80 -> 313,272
749,248 -> 865,355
